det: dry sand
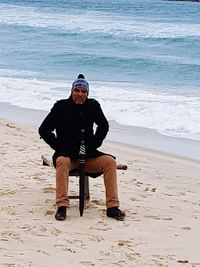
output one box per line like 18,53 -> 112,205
0,117 -> 200,267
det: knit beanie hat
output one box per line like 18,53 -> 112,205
71,74 -> 89,94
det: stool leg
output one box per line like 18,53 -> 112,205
68,175 -> 90,201
84,176 -> 90,200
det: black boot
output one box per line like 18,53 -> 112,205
106,207 -> 125,221
55,206 -> 67,221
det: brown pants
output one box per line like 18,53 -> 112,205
56,155 -> 119,208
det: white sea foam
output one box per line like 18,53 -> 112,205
93,84 -> 200,141
0,72 -> 199,141
0,4 -> 200,38
0,74 -> 69,110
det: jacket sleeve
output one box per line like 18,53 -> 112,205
38,103 -> 59,150
93,101 -> 109,148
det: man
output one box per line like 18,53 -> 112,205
39,74 -> 125,221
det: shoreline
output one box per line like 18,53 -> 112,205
0,101 -> 200,161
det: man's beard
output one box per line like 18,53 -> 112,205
74,98 -> 85,105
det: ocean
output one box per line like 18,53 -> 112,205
0,0 -> 200,141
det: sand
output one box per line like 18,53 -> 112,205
0,115 -> 200,267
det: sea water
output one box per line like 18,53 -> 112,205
0,0 -> 200,141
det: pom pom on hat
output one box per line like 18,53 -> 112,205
71,74 -> 89,94
78,74 -> 85,79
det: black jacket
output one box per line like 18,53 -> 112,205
38,96 -> 109,165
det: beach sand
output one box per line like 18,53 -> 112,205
0,112 -> 200,266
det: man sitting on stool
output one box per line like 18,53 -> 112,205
38,74 -> 125,221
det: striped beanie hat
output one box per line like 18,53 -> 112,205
71,74 -> 89,94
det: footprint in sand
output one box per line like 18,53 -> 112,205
91,199 -> 105,206
118,240 -> 133,246
45,210 -> 55,215
89,235 -> 104,242
80,261 -> 95,266
144,215 -> 161,220
144,215 -> 173,221
51,227 -> 62,236
54,244 -> 76,253
36,249 -> 51,256
33,176 -> 47,181
0,189 -> 16,196
42,187 -> 55,193
163,217 -> 173,221
1,231 -> 23,243
90,221 -> 112,231
181,226 -> 191,230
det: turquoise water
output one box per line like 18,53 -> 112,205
0,0 -> 200,140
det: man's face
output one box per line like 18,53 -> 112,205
72,87 -> 88,105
